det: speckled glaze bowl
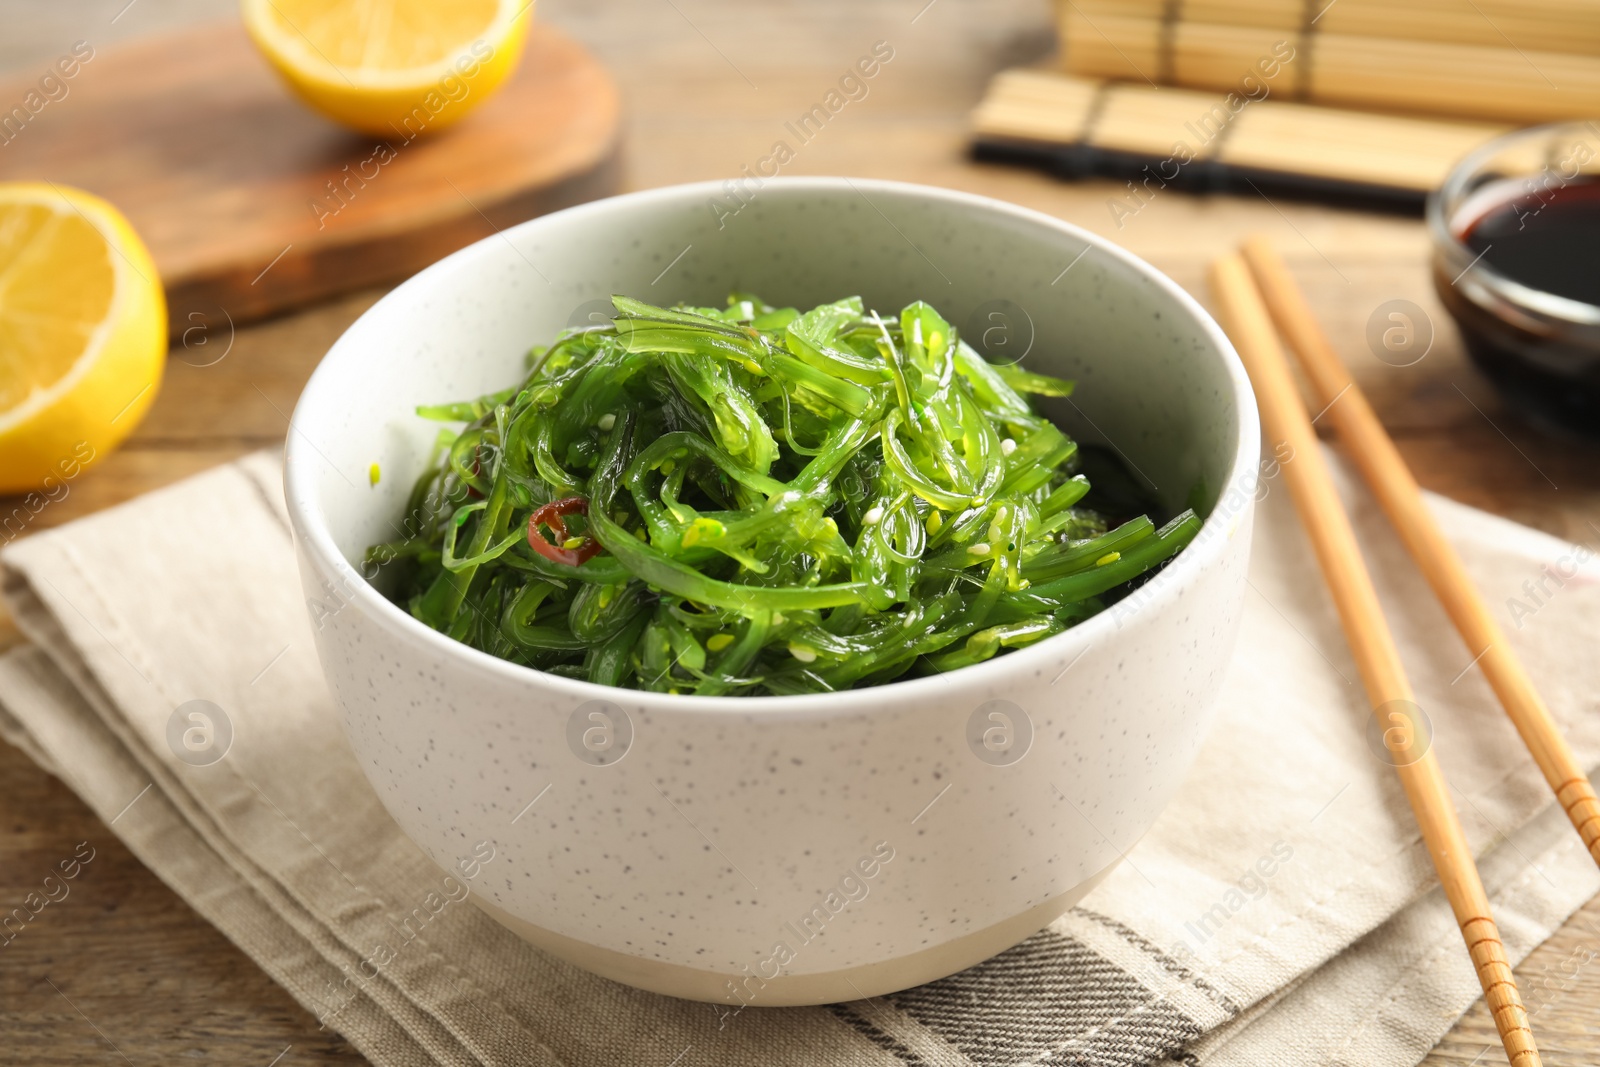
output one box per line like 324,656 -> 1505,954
284,178 -> 1259,1006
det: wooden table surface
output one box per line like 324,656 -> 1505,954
1,1 -> 1596,1064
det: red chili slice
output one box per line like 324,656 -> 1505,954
528,496 -> 602,566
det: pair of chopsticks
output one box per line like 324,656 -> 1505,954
1211,240 -> 1599,1067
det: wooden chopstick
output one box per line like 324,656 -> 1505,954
1208,253 -> 1541,1067
1241,236 -> 1600,871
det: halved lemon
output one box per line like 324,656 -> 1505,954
241,0 -> 533,136
0,183 -> 165,496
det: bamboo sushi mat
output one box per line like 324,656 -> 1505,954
970,70 -> 1510,209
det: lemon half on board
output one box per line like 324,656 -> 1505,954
0,183 -> 165,496
241,0 -> 533,136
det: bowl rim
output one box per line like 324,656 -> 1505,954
284,176 -> 1261,720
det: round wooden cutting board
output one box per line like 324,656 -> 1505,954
0,19 -> 622,336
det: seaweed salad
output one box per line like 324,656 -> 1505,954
366,294 -> 1200,696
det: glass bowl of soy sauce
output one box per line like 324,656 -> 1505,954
1429,122 -> 1600,436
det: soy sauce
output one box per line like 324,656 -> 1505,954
1461,179 -> 1600,303
1434,175 -> 1600,436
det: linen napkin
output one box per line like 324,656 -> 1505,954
1,448 -> 1596,1067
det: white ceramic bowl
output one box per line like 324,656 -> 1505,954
284,178 -> 1259,1006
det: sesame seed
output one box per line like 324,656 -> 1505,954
862,506 -> 884,525
971,542 -> 992,555
988,509 -> 1007,543
1000,438 -> 1017,456
598,413 -> 616,431
1096,551 -> 1121,566
788,643 -> 818,663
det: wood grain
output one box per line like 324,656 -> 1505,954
0,1 -> 1596,1064
0,21 -> 621,335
